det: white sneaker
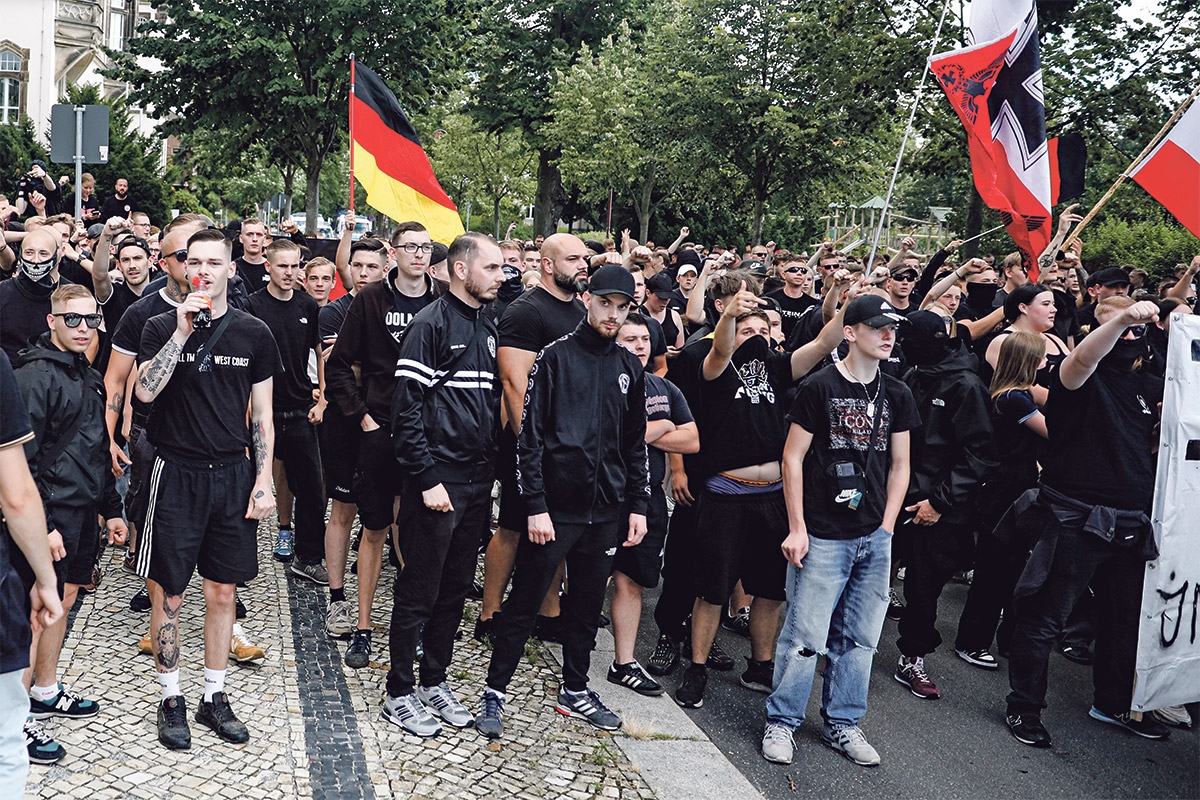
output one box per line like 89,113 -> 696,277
230,623 -> 266,664
416,682 -> 475,728
325,599 -> 353,640
1151,705 -> 1193,729
822,726 -> 881,766
381,693 -> 442,737
761,722 -> 794,764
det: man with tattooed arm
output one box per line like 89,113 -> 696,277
134,229 -> 282,750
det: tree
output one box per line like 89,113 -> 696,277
105,0 -> 464,232
0,118 -> 48,198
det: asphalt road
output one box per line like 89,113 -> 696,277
631,579 -> 1199,799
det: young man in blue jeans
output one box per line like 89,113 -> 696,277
762,294 -> 920,767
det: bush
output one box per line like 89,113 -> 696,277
1082,217 -> 1199,281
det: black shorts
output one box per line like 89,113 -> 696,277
137,454 -> 259,596
494,428 -> 527,534
47,505 -> 99,594
125,422 -> 156,544
321,410 -> 361,504
612,488 -> 669,589
353,426 -> 402,531
691,488 -> 788,604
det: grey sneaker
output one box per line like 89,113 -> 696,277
1151,705 -> 1193,729
325,600 -> 353,640
761,723 -> 794,764
381,693 -> 442,737
290,560 -> 330,586
477,690 -> 504,739
822,726 -> 881,766
416,682 -> 475,728
555,686 -> 621,731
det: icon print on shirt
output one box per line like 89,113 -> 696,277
734,359 -> 775,405
828,398 -> 889,452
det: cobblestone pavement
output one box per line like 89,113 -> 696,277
25,522 -> 659,800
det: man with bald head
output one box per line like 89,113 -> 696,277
475,234 -> 590,643
1,227 -> 68,362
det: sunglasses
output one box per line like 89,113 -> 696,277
753,252 -> 769,258
892,273 -> 918,282
53,312 -> 103,329
1124,325 -> 1147,338
784,267 -> 807,274
168,249 -> 188,262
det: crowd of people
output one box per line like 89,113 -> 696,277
0,162 -> 1197,788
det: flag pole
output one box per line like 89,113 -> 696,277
957,222 -> 1006,245
349,53 -> 357,213
1062,83 -> 1200,250
866,0 -> 953,268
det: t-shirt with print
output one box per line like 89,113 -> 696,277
644,372 -> 693,487
696,335 -> 794,477
319,292 -> 354,341
244,288 -> 321,413
767,289 -> 820,341
787,363 -> 920,540
138,308 -> 282,462
234,258 -> 270,294
99,280 -> 144,337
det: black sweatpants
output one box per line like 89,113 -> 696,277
273,413 -> 325,565
897,518 -> 973,658
487,517 -> 621,693
653,491 -> 699,640
386,476 -> 493,698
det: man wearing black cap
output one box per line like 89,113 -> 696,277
93,217 -> 154,333
13,160 -> 61,219
642,271 -> 686,353
763,293 -> 920,768
1075,267 -> 1130,339
477,264 -> 649,740
884,262 -> 920,316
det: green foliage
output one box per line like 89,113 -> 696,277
0,118 -> 49,196
1079,217 -> 1198,279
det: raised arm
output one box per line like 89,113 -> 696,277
1058,300 -> 1159,390
1166,256 -> 1199,302
701,281 -> 764,381
92,217 -> 129,303
335,210 -> 356,295
667,226 -> 689,255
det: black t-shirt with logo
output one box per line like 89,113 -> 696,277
767,289 -> 820,341
244,288 -> 321,413
1040,365 -> 1163,510
696,336 -> 795,477
388,290 -> 433,343
644,372 -> 693,487
137,308 -> 282,461
787,364 -> 920,540
497,287 -> 586,352
235,257 -> 270,294
100,195 -> 136,220
319,292 -> 354,341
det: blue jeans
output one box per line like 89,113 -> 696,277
765,526 -> 891,733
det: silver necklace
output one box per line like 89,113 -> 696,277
843,362 -> 882,419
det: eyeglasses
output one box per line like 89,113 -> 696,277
53,312 -> 102,329
784,267 -> 806,274
398,243 -> 434,255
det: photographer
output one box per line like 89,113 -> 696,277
13,161 -> 62,220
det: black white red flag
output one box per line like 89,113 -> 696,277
931,0 -> 1053,278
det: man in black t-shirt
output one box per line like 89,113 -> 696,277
766,253 -> 820,341
234,218 -> 270,293
1003,296 -> 1170,749
135,229 -> 281,751
245,239 -> 327,583
475,234 -> 589,644
93,219 -> 154,333
763,294 -> 919,768
99,177 -> 136,223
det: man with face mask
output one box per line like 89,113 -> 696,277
891,311 -> 997,699
1003,296 -> 1170,749
0,228 -> 66,363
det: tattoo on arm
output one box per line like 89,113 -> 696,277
107,390 -> 124,414
252,419 -> 267,477
155,595 -> 181,671
139,339 -> 183,398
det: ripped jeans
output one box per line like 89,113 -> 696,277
765,526 -> 891,733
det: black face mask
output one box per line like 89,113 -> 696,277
497,265 -> 523,302
18,253 -> 57,284
1100,338 -> 1146,372
733,332 -> 771,364
903,333 -> 953,366
966,282 -> 999,310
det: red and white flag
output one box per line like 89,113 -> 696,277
1129,95 -> 1200,238
930,0 -> 1053,277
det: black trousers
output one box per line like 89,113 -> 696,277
1006,523 -> 1144,717
487,517 -> 621,693
386,476 -> 492,697
955,530 -> 1028,654
273,414 -> 326,565
897,518 -> 973,658
653,492 -> 699,640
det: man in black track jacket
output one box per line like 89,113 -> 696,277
379,233 -> 504,738
479,264 -> 649,740
893,310 -> 998,699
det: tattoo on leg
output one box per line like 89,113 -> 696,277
156,596 -> 181,671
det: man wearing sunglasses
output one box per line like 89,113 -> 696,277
13,284 -> 127,766
766,255 -> 820,341
884,263 -> 920,317
325,221 -> 445,670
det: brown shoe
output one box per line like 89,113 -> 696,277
230,624 -> 266,664
138,631 -> 153,655
894,656 -> 940,699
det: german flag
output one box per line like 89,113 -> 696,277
350,62 -> 464,243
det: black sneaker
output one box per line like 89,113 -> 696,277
29,683 -> 100,719
721,606 -> 751,639
556,685 -> 622,731
739,657 -> 775,694
1059,644 -> 1094,665
533,614 -> 564,644
196,691 -> 250,743
1006,713 -> 1051,748
674,663 -> 708,708
157,695 -> 192,750
607,661 -> 665,696
24,717 -> 65,764
886,588 -> 905,622
345,629 -> 372,668
682,636 -> 735,671
129,585 -> 151,613
235,594 -> 247,620
646,633 -> 679,676
1088,706 -> 1171,740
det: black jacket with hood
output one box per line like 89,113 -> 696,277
14,333 -> 121,526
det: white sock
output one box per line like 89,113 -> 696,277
158,670 -> 181,700
31,683 -> 60,702
203,668 -> 226,702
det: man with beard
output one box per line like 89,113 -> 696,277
0,228 -> 69,362
1004,296 -> 1171,749
381,234 -> 504,737
477,265 -> 648,739
93,218 -> 154,333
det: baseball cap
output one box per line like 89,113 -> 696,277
741,259 -> 768,278
677,264 -> 698,276
645,272 -> 675,298
87,223 -> 105,238
1086,267 -> 1131,289
30,159 -> 48,171
588,264 -> 636,299
429,241 -> 448,266
889,263 -> 920,279
842,295 -> 909,328
115,237 -> 151,258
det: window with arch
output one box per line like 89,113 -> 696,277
0,47 -> 21,124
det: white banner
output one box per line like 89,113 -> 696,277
1134,313 -> 1200,712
